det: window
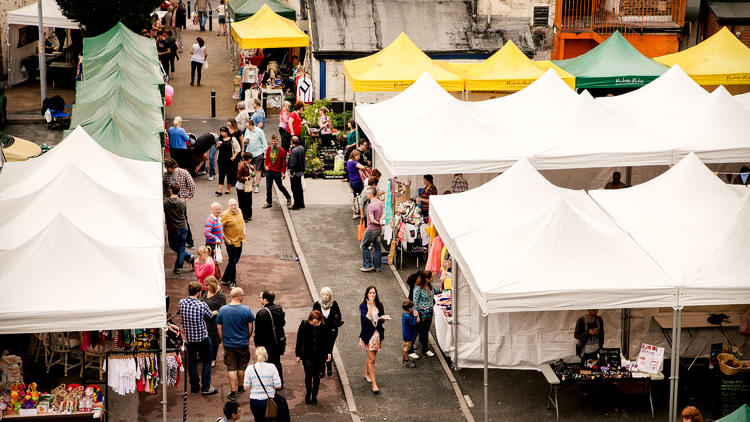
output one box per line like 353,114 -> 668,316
534,6 -> 550,26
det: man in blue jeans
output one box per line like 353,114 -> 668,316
179,282 -> 219,395
196,0 -> 211,31
361,187 -> 383,272
164,183 -> 194,273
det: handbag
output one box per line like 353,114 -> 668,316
263,307 -> 286,355
252,364 -> 278,419
357,218 -> 366,241
213,263 -> 222,279
203,60 -> 209,70
359,167 -> 372,181
192,12 -> 199,25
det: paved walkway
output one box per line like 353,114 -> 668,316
288,181 -> 466,422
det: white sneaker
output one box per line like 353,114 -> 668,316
208,176 -> 214,181
408,353 -> 420,360
254,186 -> 259,193
425,351 -> 435,357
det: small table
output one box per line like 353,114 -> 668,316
540,363 -> 663,421
653,312 -> 741,358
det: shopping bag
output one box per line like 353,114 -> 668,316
213,246 -> 223,263
357,219 -> 366,241
301,175 -> 307,192
203,60 -> 209,70
192,13 -> 199,26
359,167 -> 372,182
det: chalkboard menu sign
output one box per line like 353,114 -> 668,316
720,377 -> 750,416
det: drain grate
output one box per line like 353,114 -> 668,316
277,254 -> 297,260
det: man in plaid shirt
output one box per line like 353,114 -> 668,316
164,158 -> 197,248
451,173 -> 468,194
179,281 -> 218,395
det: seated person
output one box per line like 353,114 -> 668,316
604,171 -> 628,189
574,309 -> 604,363
266,68 -> 283,89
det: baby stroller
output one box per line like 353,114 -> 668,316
42,95 -> 71,130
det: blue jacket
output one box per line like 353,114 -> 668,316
402,312 -> 417,342
359,303 -> 385,344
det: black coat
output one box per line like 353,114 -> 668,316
254,304 -> 286,355
312,301 -> 342,330
295,321 -> 329,361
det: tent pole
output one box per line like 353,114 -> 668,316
354,91 -> 359,147
625,166 -> 633,186
161,327 -> 168,422
452,258 -> 458,370
37,0 -> 47,106
483,313 -> 489,422
668,306 -> 683,421
621,308 -> 630,359
343,76 -> 346,123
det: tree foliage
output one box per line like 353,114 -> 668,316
55,0 -> 163,37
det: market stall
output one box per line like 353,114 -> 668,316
654,27 -> 750,88
228,0 -> 296,21
436,40 -> 576,92
5,0 -> 79,86
553,31 -> 669,89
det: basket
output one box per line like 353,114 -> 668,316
717,353 -> 742,376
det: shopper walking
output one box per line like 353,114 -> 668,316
235,103 -> 251,131
318,107 -> 334,148
179,281 -> 219,395
279,101 -> 292,151
216,127 -> 240,196
236,153 -> 253,221
254,290 -> 286,387
168,117 -> 192,171
174,0 -> 186,49
204,202 -> 224,257
201,277 -> 225,366
163,158 -> 196,248
263,135 -> 292,209
287,101 -> 304,139
189,37 -> 206,86
219,401 -> 241,422
413,273 -> 441,357
295,310 -> 331,405
243,347 -> 281,421
217,287 -> 255,401
287,136 -> 305,210
251,98 -> 266,129
164,183 -> 194,274
215,0 -> 227,36
157,31 -> 172,79
220,199 -> 245,287
196,0 -> 211,31
243,120 -> 267,193
360,187 -> 383,272
194,246 -> 215,291
360,286 -> 388,394
312,287 -> 341,377
347,150 -> 367,203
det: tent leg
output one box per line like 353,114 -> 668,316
354,92 -> 359,146
625,166 -> 633,186
37,0 -> 46,106
668,307 -> 682,422
483,313 -> 489,422
621,308 -> 630,359
452,258 -> 459,370
161,328 -> 168,422
343,75 -> 346,118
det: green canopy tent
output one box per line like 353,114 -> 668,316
82,58 -> 165,95
553,31 -> 669,89
83,22 -> 160,65
75,72 -> 164,110
228,0 -> 296,21
718,404 -> 750,422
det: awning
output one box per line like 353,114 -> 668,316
554,31 -> 668,88
231,4 -> 308,49
229,0 -> 296,21
343,33 -> 465,92
655,27 -> 750,85
437,41 -> 575,91
6,0 -> 79,29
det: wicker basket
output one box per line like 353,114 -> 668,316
717,353 -> 742,376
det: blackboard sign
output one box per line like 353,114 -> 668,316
720,377 -> 750,416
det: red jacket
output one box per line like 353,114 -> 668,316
265,146 -> 287,173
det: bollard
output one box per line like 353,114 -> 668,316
187,1 -> 191,19
209,10 -> 213,32
211,90 -> 216,118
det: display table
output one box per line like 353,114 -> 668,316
540,363 -> 664,421
433,304 -> 454,355
653,311 -> 741,356
3,412 -> 100,421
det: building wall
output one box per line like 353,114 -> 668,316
703,10 -> 750,47
1,0 -> 36,78
478,0 -> 555,25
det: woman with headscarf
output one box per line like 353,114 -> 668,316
312,287 -> 342,377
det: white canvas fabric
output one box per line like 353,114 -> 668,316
7,0 -> 79,29
736,91 -> 750,111
0,126 -> 165,334
590,153 -> 750,306
430,159 -> 675,314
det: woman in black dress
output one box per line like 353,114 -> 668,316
295,310 -> 331,405
215,126 -> 240,196
312,287 -> 342,377
201,276 -> 226,367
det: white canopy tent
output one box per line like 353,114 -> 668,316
736,91 -> 750,111
0,127 -> 165,334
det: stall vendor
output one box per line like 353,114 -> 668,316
416,174 -> 437,217
574,309 -> 604,362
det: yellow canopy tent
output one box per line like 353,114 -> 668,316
654,27 -> 750,85
230,4 -> 309,49
343,33 -> 465,92
437,40 -> 575,91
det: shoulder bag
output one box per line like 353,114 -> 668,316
252,364 -> 278,419
263,307 -> 287,355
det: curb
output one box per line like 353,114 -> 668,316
274,185 -> 362,422
388,264 -> 476,422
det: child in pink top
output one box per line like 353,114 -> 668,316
194,246 -> 215,290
